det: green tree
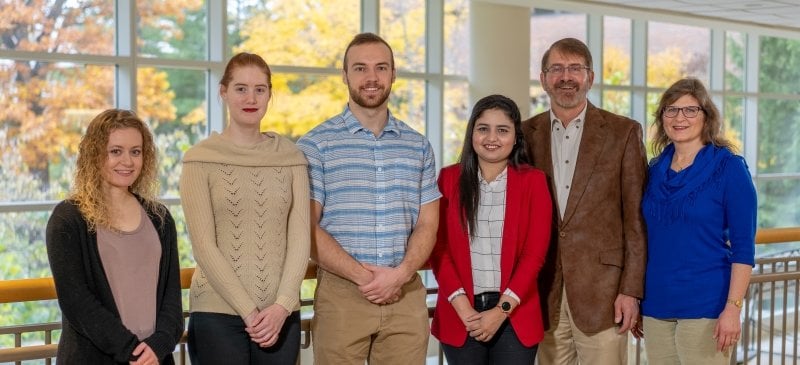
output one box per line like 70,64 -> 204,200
724,36 -> 800,228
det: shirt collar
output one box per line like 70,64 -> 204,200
549,103 -> 588,129
478,166 -> 508,186
341,104 -> 401,137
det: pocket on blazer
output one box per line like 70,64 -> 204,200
600,248 -> 624,268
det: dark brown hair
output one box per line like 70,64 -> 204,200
541,37 -> 593,72
343,32 -> 395,71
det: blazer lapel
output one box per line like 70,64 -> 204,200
530,117 -> 559,225
530,118 -> 555,182
560,103 -> 607,226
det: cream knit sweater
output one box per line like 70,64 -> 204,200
180,132 -> 310,318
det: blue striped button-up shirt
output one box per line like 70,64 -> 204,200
297,106 -> 441,267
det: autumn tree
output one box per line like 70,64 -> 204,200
0,0 -> 201,197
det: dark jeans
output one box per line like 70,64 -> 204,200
441,292 -> 538,365
187,310 -> 300,365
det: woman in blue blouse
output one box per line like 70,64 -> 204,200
638,78 -> 757,364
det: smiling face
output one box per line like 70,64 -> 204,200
540,50 -> 594,114
101,127 -> 143,192
343,42 -> 395,110
220,65 -> 271,128
663,94 -> 706,148
472,108 -> 516,170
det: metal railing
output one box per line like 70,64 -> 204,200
1,227 -> 799,365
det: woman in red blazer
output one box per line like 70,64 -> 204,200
430,94 -> 552,364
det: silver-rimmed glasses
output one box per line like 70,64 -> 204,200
544,64 -> 591,75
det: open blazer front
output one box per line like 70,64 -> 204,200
522,102 -> 648,333
430,163 -> 552,347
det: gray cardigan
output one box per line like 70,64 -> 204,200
46,198 -> 183,364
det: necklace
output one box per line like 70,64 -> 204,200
671,153 -> 697,172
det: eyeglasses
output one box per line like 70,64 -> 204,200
544,64 -> 591,75
662,106 -> 703,118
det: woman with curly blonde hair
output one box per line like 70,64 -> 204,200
46,109 -> 183,364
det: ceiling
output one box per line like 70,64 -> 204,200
580,0 -> 800,32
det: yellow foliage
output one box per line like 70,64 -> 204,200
647,47 -> 685,88
137,67 -> 177,128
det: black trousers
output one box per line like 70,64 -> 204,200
441,292 -> 538,365
187,310 -> 300,365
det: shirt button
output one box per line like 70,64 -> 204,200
565,185 -> 570,189
566,136 -> 570,139
565,160 -> 569,164
377,167 -> 383,172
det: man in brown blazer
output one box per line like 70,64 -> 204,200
522,38 -> 647,364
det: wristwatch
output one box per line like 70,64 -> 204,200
498,301 -> 512,314
726,298 -> 743,308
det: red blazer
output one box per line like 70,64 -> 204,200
429,164 -> 552,347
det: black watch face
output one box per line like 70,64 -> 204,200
501,301 -> 511,311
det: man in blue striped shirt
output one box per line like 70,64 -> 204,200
297,33 -> 441,365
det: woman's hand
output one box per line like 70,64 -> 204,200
465,307 -> 507,342
245,304 -> 290,348
129,342 -> 158,365
714,305 -> 742,353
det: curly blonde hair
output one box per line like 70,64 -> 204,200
71,109 -> 164,231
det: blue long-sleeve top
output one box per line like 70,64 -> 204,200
641,143 -> 757,319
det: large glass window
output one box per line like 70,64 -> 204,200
647,22 -> 710,87
443,81 -> 469,165
265,73 -> 346,140
0,1 -> 115,55
725,31 -> 745,92
228,0 -> 360,69
390,79 -> 427,134
137,1 -> 207,60
603,16 -> 631,87
0,62 -> 115,202
136,67 -> 207,195
382,0 -> 426,73
530,9 -> 587,77
444,0 -> 470,76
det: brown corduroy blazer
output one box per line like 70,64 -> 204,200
521,102 -> 648,333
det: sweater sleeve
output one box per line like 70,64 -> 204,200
274,165 -> 311,312
180,162 -> 258,318
143,207 -> 185,360
45,203 -> 139,363
724,156 -> 757,266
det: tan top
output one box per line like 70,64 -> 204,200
97,206 -> 160,340
180,132 -> 310,318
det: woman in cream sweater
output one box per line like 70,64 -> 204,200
180,53 -> 310,364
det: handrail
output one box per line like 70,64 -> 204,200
3,227 -> 797,304
755,227 -> 800,244
3,264 -> 318,305
0,226 -> 798,364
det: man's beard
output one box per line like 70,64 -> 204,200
349,83 -> 392,109
548,80 -> 588,110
